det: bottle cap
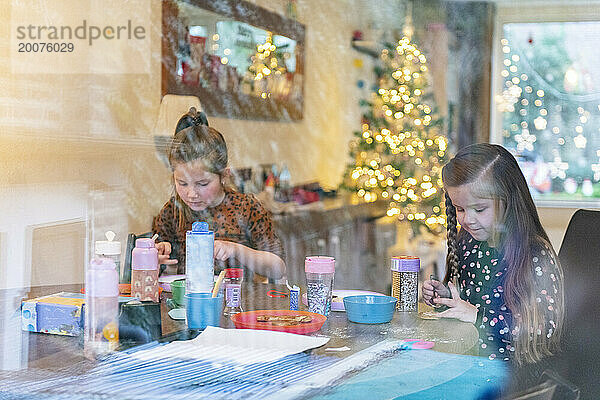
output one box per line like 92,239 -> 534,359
390,256 -> 420,272
188,221 -> 213,235
95,240 -> 121,255
86,257 -> 118,297
305,256 -> 335,274
225,268 -> 243,279
95,231 -> 121,255
135,238 -> 155,248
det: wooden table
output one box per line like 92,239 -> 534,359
0,282 -> 482,398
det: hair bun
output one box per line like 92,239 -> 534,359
175,108 -> 209,135
194,111 -> 209,127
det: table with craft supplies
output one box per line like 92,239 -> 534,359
0,282 -> 508,399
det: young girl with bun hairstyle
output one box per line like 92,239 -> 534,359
423,143 -> 564,364
152,107 -> 285,280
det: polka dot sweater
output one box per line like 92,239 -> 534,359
457,233 -> 560,361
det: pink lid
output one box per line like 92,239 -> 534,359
86,257 -> 118,297
305,256 -> 335,274
135,238 -> 155,248
132,239 -> 158,270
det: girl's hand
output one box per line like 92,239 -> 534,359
156,241 -> 178,266
434,283 -> 478,324
214,240 -> 239,262
422,279 -> 451,306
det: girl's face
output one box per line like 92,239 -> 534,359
173,160 -> 225,211
446,183 -> 497,243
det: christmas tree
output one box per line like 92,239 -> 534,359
243,31 -> 289,99
342,35 -> 448,234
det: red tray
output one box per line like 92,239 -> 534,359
230,310 -> 327,334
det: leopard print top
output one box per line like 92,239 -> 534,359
152,188 -> 284,275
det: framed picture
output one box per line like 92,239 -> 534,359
162,0 -> 305,121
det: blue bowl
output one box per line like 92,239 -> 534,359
343,295 -> 397,324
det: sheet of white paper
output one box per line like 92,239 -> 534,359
131,326 -> 330,364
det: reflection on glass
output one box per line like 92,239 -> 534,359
497,22 -> 600,201
175,3 -> 301,103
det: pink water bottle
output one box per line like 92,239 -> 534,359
131,238 -> 159,302
85,257 -> 119,359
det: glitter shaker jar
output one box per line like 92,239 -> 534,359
391,256 -> 420,312
305,256 -> 335,316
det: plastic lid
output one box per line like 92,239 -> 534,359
188,221 -> 213,235
305,256 -> 335,274
86,257 -> 118,297
225,268 -> 244,279
95,240 -> 121,255
135,238 -> 155,248
95,231 -> 121,255
391,256 -> 420,272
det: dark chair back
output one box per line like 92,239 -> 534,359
555,209 -> 600,399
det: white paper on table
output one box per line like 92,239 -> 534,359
131,326 -> 330,364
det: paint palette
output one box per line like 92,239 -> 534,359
302,289 -> 387,312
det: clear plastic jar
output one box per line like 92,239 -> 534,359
305,256 -> 335,316
223,268 -> 243,316
391,256 -> 420,312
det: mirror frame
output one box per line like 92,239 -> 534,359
161,0 -> 306,121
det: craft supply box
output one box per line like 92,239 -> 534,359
21,292 -> 135,336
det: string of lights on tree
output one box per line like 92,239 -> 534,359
244,31 -> 288,99
342,34 -> 448,234
496,27 -> 600,196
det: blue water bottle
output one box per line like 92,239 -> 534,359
186,221 -> 214,294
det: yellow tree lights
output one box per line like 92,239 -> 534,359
342,36 -> 448,234
244,31 -> 288,99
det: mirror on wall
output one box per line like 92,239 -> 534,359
162,0 -> 305,121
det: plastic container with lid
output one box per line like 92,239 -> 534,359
131,238 -> 159,302
305,256 -> 335,316
390,256 -> 420,312
186,221 -> 214,294
223,268 -> 244,316
95,230 -> 121,280
84,257 -> 119,359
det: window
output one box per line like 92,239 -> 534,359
492,5 -> 600,206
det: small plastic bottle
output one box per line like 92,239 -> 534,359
223,268 -> 244,316
131,238 -> 159,302
85,257 -> 119,359
95,230 -> 121,279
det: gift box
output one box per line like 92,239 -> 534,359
22,292 -> 136,337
